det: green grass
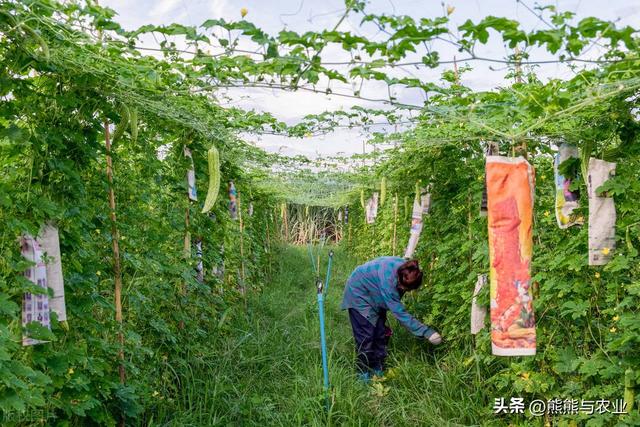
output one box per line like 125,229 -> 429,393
145,245 -> 499,426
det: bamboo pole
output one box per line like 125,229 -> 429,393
467,194 -> 473,269
453,55 -> 459,84
237,191 -> 247,308
96,7 -> 124,425
179,197 -> 190,330
265,213 -> 271,253
238,192 -> 246,281
514,46 -> 523,84
283,203 -> 289,242
512,48 -> 528,159
392,193 -> 398,256
265,213 -> 273,277
104,119 -> 126,385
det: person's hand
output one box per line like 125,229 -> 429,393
427,332 -> 442,345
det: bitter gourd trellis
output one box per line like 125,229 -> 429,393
1,0 -> 640,424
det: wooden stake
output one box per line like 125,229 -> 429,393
104,119 -> 125,385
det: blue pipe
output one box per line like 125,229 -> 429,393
316,280 -> 330,411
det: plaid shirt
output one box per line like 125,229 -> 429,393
341,256 -> 435,338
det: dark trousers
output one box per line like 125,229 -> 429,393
348,308 -> 389,373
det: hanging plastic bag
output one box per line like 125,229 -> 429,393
38,224 -> 67,323
228,181 -> 238,220
554,143 -> 583,228
184,146 -> 197,201
471,274 -> 487,335
480,142 -> 499,216
21,235 -> 51,346
365,192 -> 379,224
486,156 -> 536,356
404,187 -> 431,259
588,158 -> 616,265
195,238 -> 204,283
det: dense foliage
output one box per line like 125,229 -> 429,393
0,3 -> 281,424
348,103 -> 640,425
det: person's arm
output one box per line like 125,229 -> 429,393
385,294 -> 437,339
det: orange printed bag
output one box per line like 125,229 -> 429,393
486,156 -> 536,356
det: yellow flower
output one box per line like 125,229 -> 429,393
96,271 -> 101,276
544,211 -> 550,217
240,7 -> 248,17
610,327 -> 617,333
372,373 -> 386,383
446,5 -> 455,15
613,315 -> 620,321
520,372 -> 530,380
371,382 -> 390,397
594,272 -> 600,279
601,247 -> 610,255
68,368 -> 74,375
152,391 -> 160,397
385,367 -> 399,379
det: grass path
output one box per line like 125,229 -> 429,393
149,245 -> 491,426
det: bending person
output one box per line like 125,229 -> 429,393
341,257 -> 441,381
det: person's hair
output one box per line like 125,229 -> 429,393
397,260 -> 423,290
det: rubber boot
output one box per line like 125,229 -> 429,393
358,371 -> 371,384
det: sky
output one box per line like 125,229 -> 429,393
101,0 -> 640,158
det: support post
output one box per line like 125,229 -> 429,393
392,193 -> 398,256
104,119 -> 126,385
237,191 -> 247,308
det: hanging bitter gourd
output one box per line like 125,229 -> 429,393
580,141 -> 593,187
404,195 -> 408,219
201,144 -> 220,213
111,104 -> 139,144
129,108 -> 138,143
360,189 -> 365,209
111,104 -> 130,145
625,368 -> 635,412
380,177 -> 387,207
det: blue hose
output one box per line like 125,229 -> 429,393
316,280 -> 330,411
